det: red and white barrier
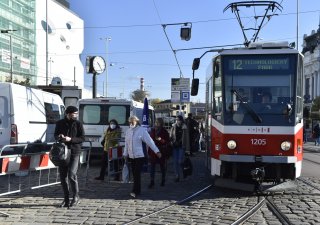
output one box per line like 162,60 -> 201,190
108,146 -> 123,160
0,153 -> 55,175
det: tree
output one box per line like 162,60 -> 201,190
130,89 -> 149,102
150,98 -> 162,106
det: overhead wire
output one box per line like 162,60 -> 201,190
152,0 -> 184,78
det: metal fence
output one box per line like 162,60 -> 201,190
0,141 -> 92,216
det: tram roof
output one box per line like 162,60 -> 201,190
218,42 -> 300,56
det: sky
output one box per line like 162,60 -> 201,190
68,0 -> 320,102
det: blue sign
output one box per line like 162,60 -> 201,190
181,91 -> 190,103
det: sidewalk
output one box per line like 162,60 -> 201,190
303,141 -> 320,152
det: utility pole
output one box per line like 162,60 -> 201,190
100,37 -> 111,97
1,29 -> 17,83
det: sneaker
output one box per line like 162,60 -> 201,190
69,196 -> 80,207
130,192 -> 136,198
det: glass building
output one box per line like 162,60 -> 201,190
0,0 -> 36,85
0,0 -> 84,89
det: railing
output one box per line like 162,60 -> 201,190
107,145 -> 125,182
0,141 -> 92,217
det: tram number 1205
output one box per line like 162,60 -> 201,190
251,139 -> 266,146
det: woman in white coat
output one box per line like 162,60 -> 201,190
123,116 -> 161,198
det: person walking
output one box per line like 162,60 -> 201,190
313,122 -> 320,146
185,113 -> 198,156
148,118 -> 170,188
54,106 -> 85,208
123,116 -> 161,198
95,119 -> 121,181
198,120 -> 205,151
170,115 -> 189,182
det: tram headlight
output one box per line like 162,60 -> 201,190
227,140 -> 237,150
280,141 -> 291,151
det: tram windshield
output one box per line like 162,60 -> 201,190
222,54 -> 297,126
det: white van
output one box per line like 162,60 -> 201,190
0,83 -> 65,150
78,98 -> 155,156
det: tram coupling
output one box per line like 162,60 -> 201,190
250,167 -> 265,184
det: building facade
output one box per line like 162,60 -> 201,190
0,0 -> 36,84
302,26 -> 320,103
0,0 -> 84,88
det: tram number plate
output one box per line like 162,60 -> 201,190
251,139 -> 266,146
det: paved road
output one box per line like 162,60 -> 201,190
1,143 -> 320,225
0,151 -> 212,225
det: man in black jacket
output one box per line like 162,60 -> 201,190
185,113 -> 199,156
54,106 -> 85,208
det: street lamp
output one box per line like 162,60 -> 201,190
100,37 -> 111,97
48,57 -> 54,80
119,66 -> 126,98
1,29 -> 17,83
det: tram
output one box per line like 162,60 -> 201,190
192,42 -> 304,190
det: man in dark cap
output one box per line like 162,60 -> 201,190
185,113 -> 199,156
54,106 -> 85,208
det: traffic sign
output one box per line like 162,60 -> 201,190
171,91 -> 180,103
181,91 -> 190,103
171,78 -> 190,91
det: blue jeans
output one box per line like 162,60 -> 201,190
316,137 -> 320,146
172,147 -> 184,178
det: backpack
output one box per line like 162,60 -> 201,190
183,156 -> 193,178
49,142 -> 71,167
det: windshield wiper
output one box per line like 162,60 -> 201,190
231,89 -> 262,123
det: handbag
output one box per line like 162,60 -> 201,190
122,163 -> 129,183
182,156 -> 193,178
49,142 -> 71,167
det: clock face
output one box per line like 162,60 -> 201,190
92,56 -> 106,74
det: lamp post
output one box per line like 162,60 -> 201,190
100,37 -> 111,97
48,57 -> 54,80
1,29 -> 17,83
119,66 -> 126,98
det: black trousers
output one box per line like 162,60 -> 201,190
59,154 -> 80,199
98,151 -> 119,179
130,157 -> 145,195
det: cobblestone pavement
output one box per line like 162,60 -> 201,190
0,143 -> 320,225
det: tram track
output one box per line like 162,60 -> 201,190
123,183 -> 294,225
303,149 -> 320,166
231,193 -> 293,225
233,177 -> 320,225
123,184 -> 213,225
298,177 -> 320,192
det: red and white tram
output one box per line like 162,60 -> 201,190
193,42 -> 304,190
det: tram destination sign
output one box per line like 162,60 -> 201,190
229,57 -> 289,71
